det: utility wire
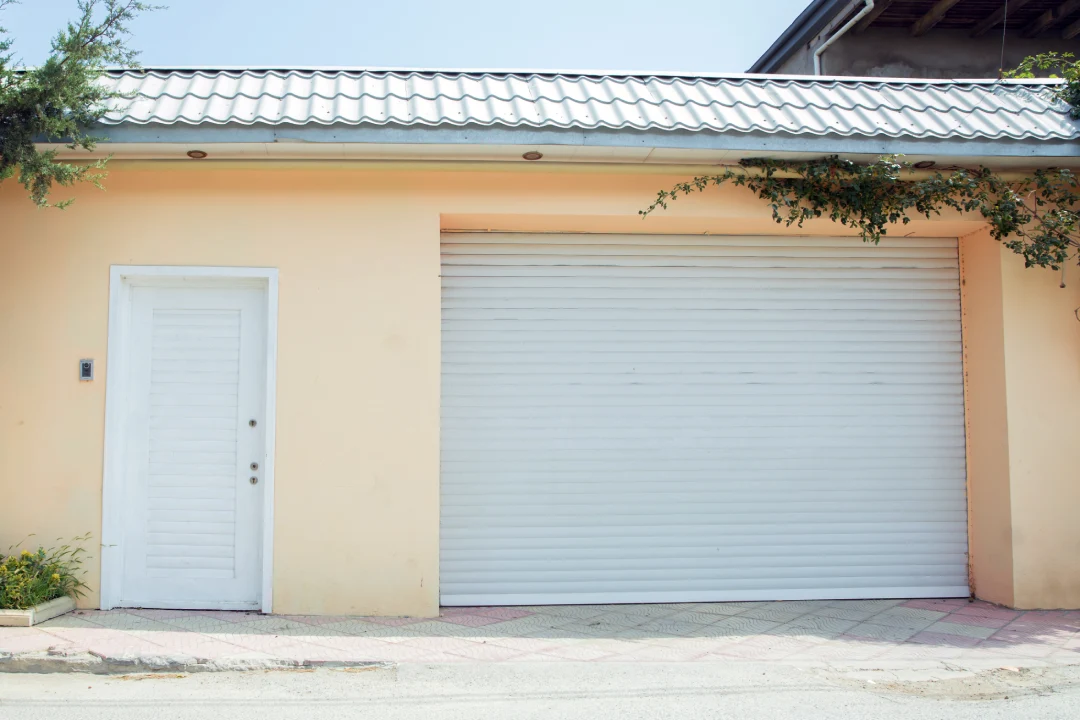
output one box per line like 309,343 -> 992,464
999,0 -> 1009,76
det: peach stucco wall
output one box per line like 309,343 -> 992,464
1,164 -> 1077,613
999,241 -> 1080,609
958,230 -> 1015,607
961,228 -> 1080,609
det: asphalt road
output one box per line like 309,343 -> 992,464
2,663 -> 1079,720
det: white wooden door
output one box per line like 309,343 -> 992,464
440,233 -> 969,606
118,286 -> 266,609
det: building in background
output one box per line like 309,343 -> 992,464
751,0 -> 1080,77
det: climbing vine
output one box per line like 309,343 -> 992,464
644,54 -> 1080,271
642,156 -> 1080,270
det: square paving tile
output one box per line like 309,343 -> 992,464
470,607 -> 535,621
687,603 -> 751,617
634,619 -> 710,636
827,599 -> 904,613
936,612 -> 1011,629
807,605 -> 880,622
648,610 -> 718,626
844,622 -> 921,643
549,621 -> 638,638
859,608 -> 944,629
923,621 -> 998,640
781,614 -> 861,635
909,631 -> 982,649
711,616 -> 783,635
739,605 -> 810,623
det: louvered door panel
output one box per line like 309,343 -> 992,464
119,284 -> 266,609
440,233 -> 969,606
146,309 -> 241,578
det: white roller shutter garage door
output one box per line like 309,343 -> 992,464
440,233 -> 968,606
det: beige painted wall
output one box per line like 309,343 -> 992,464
961,227 -> 1080,610
1,164 -> 1076,613
999,242 -> 1080,609
959,230 -> 1014,607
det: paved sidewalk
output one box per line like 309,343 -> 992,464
2,598 -> 1080,671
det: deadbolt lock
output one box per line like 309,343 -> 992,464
250,462 -> 259,471
249,476 -> 259,485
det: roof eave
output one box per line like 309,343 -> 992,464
91,122 -> 1080,160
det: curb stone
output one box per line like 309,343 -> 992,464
0,650 -> 392,675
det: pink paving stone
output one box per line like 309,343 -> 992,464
446,643 -> 528,661
537,643 -> 618,661
995,624 -> 1077,643
340,642 -> 449,663
296,636 -> 399,658
484,636 -> 562,654
37,626 -> 164,649
1015,612 -> 1080,629
136,633 -> 274,661
507,652 -> 576,662
436,614 -> 506,627
602,644 -> 711,662
908,631 -> 982,649
936,613 -> 1012,629
397,636 -> 486,654
85,636 -> 175,659
0,630 -> 74,654
950,605 -> 1021,622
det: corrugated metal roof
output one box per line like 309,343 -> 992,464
100,69 -> 1080,142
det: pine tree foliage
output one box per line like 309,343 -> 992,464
0,0 -> 155,208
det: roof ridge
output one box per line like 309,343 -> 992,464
102,67 -> 1067,86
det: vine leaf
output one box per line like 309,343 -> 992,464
642,156 -> 1080,270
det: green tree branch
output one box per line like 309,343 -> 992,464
0,0 -> 158,208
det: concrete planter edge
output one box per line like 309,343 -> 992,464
0,596 -> 77,627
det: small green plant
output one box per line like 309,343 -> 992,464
1005,52 -> 1080,119
0,533 -> 91,610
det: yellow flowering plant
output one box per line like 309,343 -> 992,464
0,534 -> 90,610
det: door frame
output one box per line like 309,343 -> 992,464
100,266 -> 279,613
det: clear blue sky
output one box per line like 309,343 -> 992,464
3,0 -> 809,72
